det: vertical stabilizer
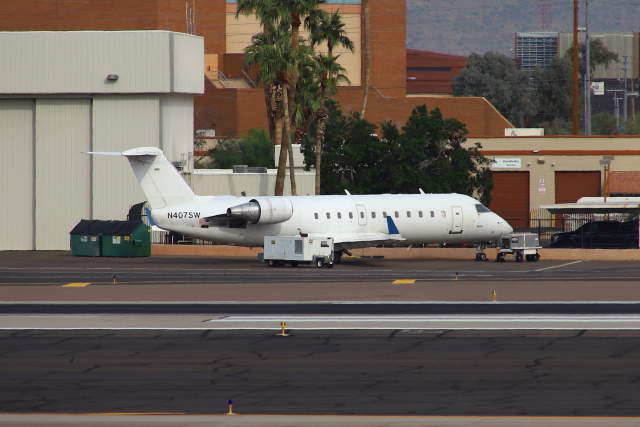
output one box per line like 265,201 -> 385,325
121,147 -> 196,209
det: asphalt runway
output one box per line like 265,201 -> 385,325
2,329 -> 640,417
4,251 -> 640,425
4,251 -> 640,302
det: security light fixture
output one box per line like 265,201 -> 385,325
107,74 -> 119,81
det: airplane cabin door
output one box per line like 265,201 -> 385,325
356,204 -> 367,226
450,206 -> 463,234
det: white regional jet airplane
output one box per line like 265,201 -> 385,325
94,147 -> 513,262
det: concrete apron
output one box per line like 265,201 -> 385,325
151,244 -> 640,261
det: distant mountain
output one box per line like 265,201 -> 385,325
406,0 -> 640,57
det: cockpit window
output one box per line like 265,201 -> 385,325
475,204 -> 491,213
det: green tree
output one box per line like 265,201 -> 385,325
206,128 -> 273,169
592,111 -> 618,135
534,39 -> 619,126
303,101 -> 493,204
452,52 -> 536,127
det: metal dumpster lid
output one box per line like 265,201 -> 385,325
69,220 -> 111,235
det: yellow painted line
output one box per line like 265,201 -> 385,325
393,279 -> 416,284
62,283 -> 91,288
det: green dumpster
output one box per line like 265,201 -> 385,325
101,221 -> 151,257
69,220 -> 111,256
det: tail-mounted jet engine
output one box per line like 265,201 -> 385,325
226,198 -> 293,224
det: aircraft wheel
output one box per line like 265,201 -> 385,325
267,260 -> 276,267
291,261 -> 298,267
515,252 -> 523,262
316,259 -> 324,268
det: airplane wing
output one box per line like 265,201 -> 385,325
305,217 -> 405,249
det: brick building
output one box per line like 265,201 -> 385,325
0,0 -> 511,137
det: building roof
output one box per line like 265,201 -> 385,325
610,171 -> 640,195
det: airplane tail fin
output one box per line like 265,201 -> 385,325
90,147 -> 196,209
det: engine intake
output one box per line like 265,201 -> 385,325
226,198 -> 293,224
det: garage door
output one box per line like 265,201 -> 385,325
555,171 -> 601,203
489,171 -> 530,227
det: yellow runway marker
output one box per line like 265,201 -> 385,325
63,283 -> 91,288
393,279 -> 416,284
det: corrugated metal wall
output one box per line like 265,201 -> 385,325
161,94 -> 194,171
171,33 -> 205,94
0,31 -> 204,95
191,172 -> 316,197
35,99 -> 92,250
92,94 -> 161,221
0,99 -> 34,250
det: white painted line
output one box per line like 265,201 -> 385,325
534,260 -> 585,272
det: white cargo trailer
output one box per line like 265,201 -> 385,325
263,236 -> 335,268
495,233 -> 541,262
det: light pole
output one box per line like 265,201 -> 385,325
599,155 -> 615,203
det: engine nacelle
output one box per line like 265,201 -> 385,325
226,198 -> 293,224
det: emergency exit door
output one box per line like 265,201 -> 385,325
450,206 -> 463,234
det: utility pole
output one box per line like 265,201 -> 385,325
606,89 -> 624,131
572,0 -> 579,135
584,0 -> 591,135
622,55 -> 629,123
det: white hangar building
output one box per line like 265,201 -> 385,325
0,31 -> 204,250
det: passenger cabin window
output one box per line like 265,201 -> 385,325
326,213 -> 331,219
407,211 -> 411,218
418,211 -> 423,218
349,212 -> 353,219
441,211 -> 446,217
314,213 -> 319,219
371,212 -> 376,219
383,211 -> 387,218
430,211 -> 435,217
475,204 -> 491,213
360,212 -> 364,218
394,211 -> 399,218
337,212 -> 342,219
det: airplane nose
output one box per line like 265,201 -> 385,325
504,222 -> 514,234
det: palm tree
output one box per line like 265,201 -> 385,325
238,0 -> 325,196
310,54 -> 349,194
243,21 -> 296,196
360,0 -> 371,118
307,10 -> 354,59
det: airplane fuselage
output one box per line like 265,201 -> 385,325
151,193 -> 511,249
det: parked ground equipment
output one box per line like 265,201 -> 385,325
263,236 -> 335,268
496,233 -> 541,262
